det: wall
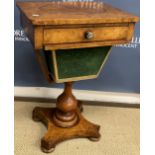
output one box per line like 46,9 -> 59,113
14,0 -> 140,93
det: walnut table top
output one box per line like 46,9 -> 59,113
17,1 -> 138,26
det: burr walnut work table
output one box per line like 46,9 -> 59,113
17,1 -> 139,153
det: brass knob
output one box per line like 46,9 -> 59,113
85,31 -> 94,39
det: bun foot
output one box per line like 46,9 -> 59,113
32,107 -> 41,122
78,101 -> 83,112
88,135 -> 101,142
41,147 -> 55,153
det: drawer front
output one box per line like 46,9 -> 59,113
43,26 -> 130,44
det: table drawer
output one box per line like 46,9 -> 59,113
43,25 -> 131,45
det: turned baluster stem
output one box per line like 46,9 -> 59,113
64,82 -> 72,95
53,82 -> 79,128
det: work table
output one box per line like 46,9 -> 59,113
17,1 -> 139,153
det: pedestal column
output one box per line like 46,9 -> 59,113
53,82 -> 79,127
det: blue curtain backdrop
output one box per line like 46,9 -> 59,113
14,0 -> 140,93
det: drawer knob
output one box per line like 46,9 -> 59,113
85,31 -> 94,39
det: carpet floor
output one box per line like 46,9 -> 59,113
15,101 -> 139,155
